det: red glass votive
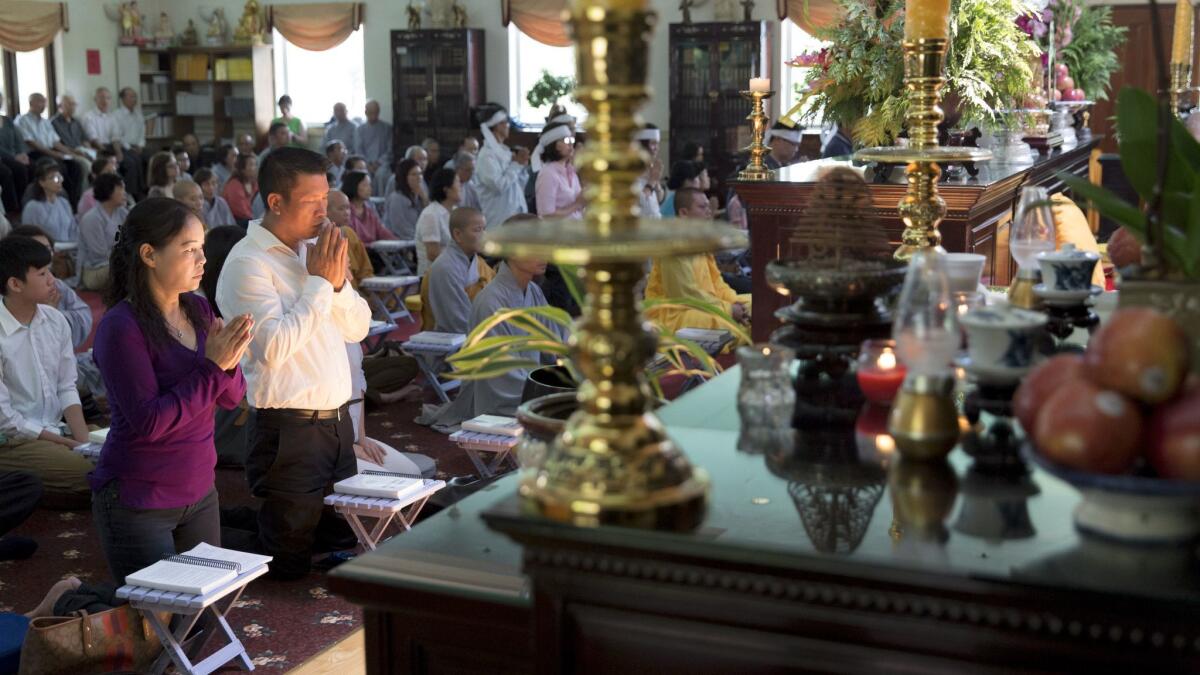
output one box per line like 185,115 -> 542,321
856,339 -> 907,405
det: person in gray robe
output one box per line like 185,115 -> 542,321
322,103 -> 358,150
422,254 -> 567,433
428,208 -> 487,334
356,100 -> 393,196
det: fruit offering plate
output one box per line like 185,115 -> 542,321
1023,444 -> 1200,545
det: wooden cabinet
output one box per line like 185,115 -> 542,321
390,29 -> 485,156
668,21 -> 770,203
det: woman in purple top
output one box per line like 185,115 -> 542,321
90,198 -> 254,584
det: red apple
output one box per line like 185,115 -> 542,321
1035,382 -> 1143,474
1086,308 -> 1190,405
1014,354 -> 1087,433
1056,75 -> 1075,92
1146,389 -> 1200,480
1066,88 -> 1086,101
1051,89 -> 1062,102
1055,63 -> 1069,79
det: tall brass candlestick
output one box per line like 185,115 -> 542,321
738,89 -> 776,181
855,39 -> 991,261
1171,62 -> 1193,116
483,0 -> 746,530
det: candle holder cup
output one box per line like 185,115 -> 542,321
887,373 -> 960,461
738,89 -> 776,181
854,39 -> 992,261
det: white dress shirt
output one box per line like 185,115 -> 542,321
215,221 -> 371,410
0,300 -> 80,441
82,108 -> 119,146
475,138 -> 529,230
112,106 -> 146,149
16,113 -> 61,149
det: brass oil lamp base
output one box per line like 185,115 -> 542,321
887,374 -> 960,461
484,0 -> 747,531
738,89 -> 776,181
1007,269 -> 1043,310
1170,62 -> 1193,117
853,39 -> 992,261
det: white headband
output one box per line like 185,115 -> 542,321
549,113 -> 576,125
532,124 -> 574,172
634,128 -> 660,142
480,109 -> 510,147
765,127 -> 801,145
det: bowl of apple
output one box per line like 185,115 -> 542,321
1018,308 -> 1200,544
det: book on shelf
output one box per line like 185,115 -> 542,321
408,331 -> 466,347
461,414 -> 523,437
333,471 -> 432,500
124,542 -> 271,595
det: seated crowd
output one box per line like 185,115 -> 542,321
0,91 -> 753,590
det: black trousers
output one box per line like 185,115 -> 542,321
91,480 -> 221,585
0,155 -> 30,215
28,150 -> 83,207
0,471 -> 42,536
246,406 -> 356,580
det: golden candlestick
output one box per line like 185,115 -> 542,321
738,89 -> 776,181
482,0 -> 746,530
854,39 -> 992,261
887,374 -> 960,461
1171,62 -> 1193,117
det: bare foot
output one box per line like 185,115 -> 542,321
378,383 -> 423,404
26,576 -> 82,618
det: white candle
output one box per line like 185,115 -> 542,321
749,77 -> 771,93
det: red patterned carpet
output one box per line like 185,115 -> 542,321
0,291 -> 475,671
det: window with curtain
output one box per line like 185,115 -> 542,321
779,22 -> 828,127
507,25 -> 586,127
13,48 -> 49,108
272,26 -> 366,125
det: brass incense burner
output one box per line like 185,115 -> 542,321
483,0 -> 746,530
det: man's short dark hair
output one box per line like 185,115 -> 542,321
430,167 -> 457,203
93,173 -> 124,202
268,121 -> 288,137
0,236 -> 52,295
674,187 -> 707,214
258,147 -> 330,204
8,224 -> 51,246
449,207 -> 483,233
193,167 -> 215,185
345,154 -> 367,172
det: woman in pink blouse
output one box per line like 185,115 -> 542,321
341,171 -> 395,244
534,123 -> 585,219
222,154 -> 258,225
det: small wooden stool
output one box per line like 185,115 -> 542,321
401,337 -> 464,404
450,430 -> 522,478
361,275 -> 420,326
367,239 -> 417,276
117,565 -> 269,675
324,479 -> 445,551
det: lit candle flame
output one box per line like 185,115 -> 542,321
878,351 -> 897,370
876,435 -> 896,453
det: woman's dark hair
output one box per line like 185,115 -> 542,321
104,198 -> 209,348
31,159 -> 60,201
345,154 -> 367,172
147,151 -> 175,188
340,171 -> 370,203
234,153 -> 257,180
93,173 -> 124,203
219,144 -> 236,166
278,94 -> 292,108
200,225 -> 246,316
539,123 -> 572,165
472,102 -> 508,128
638,123 -> 659,153
394,158 -> 421,203
667,160 -> 704,191
681,142 -> 703,162
430,168 -> 458,203
193,167 -> 215,185
89,155 -> 112,180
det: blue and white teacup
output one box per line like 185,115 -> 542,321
959,305 -> 1048,373
1036,243 -> 1099,292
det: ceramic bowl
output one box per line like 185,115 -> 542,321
959,305 -> 1048,372
1036,243 -> 1100,293
943,253 -> 987,294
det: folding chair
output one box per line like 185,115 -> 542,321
367,239 -> 417,276
117,566 -> 269,675
324,479 -> 445,551
361,275 -> 420,327
449,430 -> 522,478
400,338 -> 464,404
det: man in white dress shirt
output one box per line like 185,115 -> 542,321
216,146 -> 371,579
17,93 -> 84,205
111,88 -> 147,197
82,87 -> 142,197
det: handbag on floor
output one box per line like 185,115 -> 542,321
18,605 -> 167,675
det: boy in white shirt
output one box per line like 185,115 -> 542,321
0,236 -> 91,508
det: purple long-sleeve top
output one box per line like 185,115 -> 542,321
89,295 -> 247,509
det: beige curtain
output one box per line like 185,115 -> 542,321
0,2 -> 68,53
777,0 -> 843,36
502,0 -> 571,48
267,3 -> 363,51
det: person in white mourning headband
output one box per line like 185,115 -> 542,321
473,105 -> 530,229
764,122 -> 802,171
533,122 -> 584,220
633,125 -> 663,220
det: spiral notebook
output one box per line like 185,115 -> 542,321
334,470 -> 434,500
124,543 -> 272,596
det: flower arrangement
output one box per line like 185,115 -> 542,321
1015,0 -> 1126,101
790,0 -> 1040,148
